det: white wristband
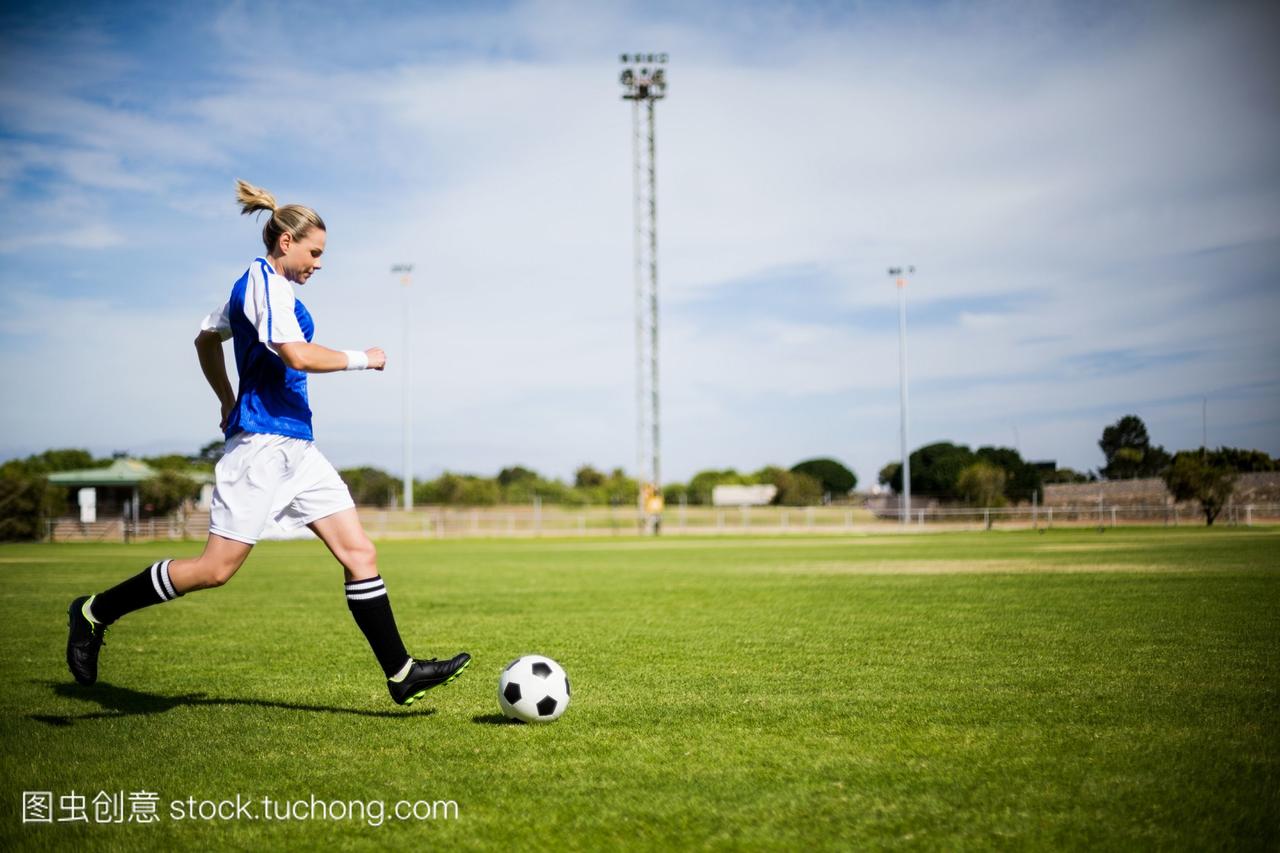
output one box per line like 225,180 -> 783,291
343,350 -> 369,371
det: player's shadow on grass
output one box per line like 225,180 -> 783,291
29,681 -> 433,726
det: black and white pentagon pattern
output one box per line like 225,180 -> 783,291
498,655 -> 571,723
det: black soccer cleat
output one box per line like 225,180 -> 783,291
388,653 -> 472,706
66,595 -> 107,686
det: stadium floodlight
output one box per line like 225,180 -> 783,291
619,53 -> 667,535
619,55 -> 668,102
392,264 -> 414,511
889,266 -> 915,525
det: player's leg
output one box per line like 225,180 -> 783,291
166,533 -> 255,592
67,432 -> 279,686
66,534 -> 253,686
307,507 -> 408,675
307,508 -> 470,705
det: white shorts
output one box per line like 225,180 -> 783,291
209,432 -> 355,545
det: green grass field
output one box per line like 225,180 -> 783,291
1,528 -> 1277,850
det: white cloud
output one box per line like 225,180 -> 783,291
0,223 -> 127,252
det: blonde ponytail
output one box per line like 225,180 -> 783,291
235,179 -> 277,217
234,179 -> 325,253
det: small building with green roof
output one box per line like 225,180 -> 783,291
48,458 -> 213,525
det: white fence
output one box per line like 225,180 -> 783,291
40,503 -> 1280,543
46,512 -> 210,543
355,502 -> 1280,539
873,503 -> 1280,530
356,504 -> 877,538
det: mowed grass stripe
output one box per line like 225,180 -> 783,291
0,528 -> 1276,851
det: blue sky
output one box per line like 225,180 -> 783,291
1,0 -> 1277,486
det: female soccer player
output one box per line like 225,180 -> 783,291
66,180 -> 470,706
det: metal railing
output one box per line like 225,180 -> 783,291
45,512 -> 210,543
38,503 -> 1279,543
352,502 -> 1280,539
871,503 -> 1280,530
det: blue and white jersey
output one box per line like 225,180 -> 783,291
200,258 -> 316,441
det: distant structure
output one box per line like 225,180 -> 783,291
889,265 -> 914,524
48,458 -> 213,542
619,53 -> 667,534
392,263 -> 414,510
712,484 -> 778,507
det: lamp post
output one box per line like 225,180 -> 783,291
619,53 -> 667,534
889,266 -> 915,525
392,263 -> 414,511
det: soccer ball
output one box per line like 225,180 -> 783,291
498,655 -> 571,723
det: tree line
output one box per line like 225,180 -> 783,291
0,449 -> 859,541
1,416 -> 1273,539
1095,415 -> 1274,525
872,414 -> 1274,525
877,444 -> 1045,508
340,457 -> 858,509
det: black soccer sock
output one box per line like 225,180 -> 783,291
345,576 -> 411,678
90,559 -> 184,625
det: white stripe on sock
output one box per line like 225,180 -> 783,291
346,588 -> 387,601
149,562 -> 167,601
159,559 -> 177,600
344,578 -> 384,592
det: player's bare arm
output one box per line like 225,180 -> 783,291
194,329 -> 236,429
275,342 -> 387,373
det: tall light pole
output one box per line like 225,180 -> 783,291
619,53 -> 667,534
889,266 -> 915,525
1202,396 -> 1208,449
392,263 -> 414,511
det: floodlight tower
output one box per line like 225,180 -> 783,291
392,263 -> 414,511
619,53 -> 667,534
889,266 -> 915,525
